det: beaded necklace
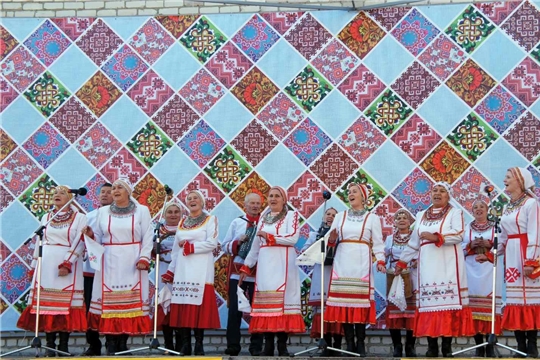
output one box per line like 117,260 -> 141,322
50,209 -> 75,228
393,230 -> 411,245
110,201 -> 136,217
505,193 -> 528,213
470,220 -> 494,232
263,207 -> 287,224
425,204 -> 451,221
182,213 -> 208,229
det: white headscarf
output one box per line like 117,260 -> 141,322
509,167 -> 537,200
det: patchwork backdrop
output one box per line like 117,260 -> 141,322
2,0 -> 540,331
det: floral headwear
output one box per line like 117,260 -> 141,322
394,208 -> 414,224
186,189 -> 206,209
347,182 -> 368,202
433,181 -> 453,199
113,178 -> 133,196
164,199 -> 182,213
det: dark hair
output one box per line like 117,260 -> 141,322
101,183 -> 113,188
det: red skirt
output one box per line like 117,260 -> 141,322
473,317 -> 502,335
156,305 -> 169,330
325,302 -> 376,324
310,313 -> 344,338
249,314 -> 306,333
414,307 -> 475,337
386,314 -> 415,331
169,284 -> 220,329
17,306 -> 87,332
502,304 -> 540,331
87,313 -> 152,335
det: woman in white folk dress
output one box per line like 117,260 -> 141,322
324,182 -> 386,357
161,190 -> 220,356
239,186 -> 306,356
395,182 -> 474,358
18,185 -> 87,356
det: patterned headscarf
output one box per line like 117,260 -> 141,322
269,186 -> 288,206
164,199 -> 182,213
347,182 -> 368,203
509,167 -> 535,192
433,181 -> 453,199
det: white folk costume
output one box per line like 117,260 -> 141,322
324,210 -> 385,324
384,230 -> 418,330
498,194 -> 540,330
86,201 -> 153,334
155,223 -> 176,325
396,205 -> 475,337
18,205 -> 87,332
302,230 -> 342,337
163,214 -> 220,329
241,208 -> 305,333
462,220 -> 503,334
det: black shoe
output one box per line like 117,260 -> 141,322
82,347 -> 101,356
45,332 -> 57,357
176,328 -> 192,356
527,331 -> 538,358
355,324 -> 366,357
441,337 -> 454,358
225,346 -> 241,356
194,329 -> 205,356
475,347 -> 485,357
485,344 -> 496,358
393,344 -> 403,357
426,337 -> 439,358
263,333 -> 275,356
57,332 -> 70,357
105,335 -> 117,356
514,331 -> 527,358
405,344 -> 417,357
277,332 -> 289,356
343,324 -> 356,356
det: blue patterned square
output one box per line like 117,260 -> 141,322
472,29 -> 526,81
391,9 -> 440,56
257,143 -> 305,187
23,20 -> 71,67
474,139 -> 528,185
179,120 -> 226,168
232,14 -> 280,63
363,141 -> 415,192
417,85 -> 470,136
101,45 -> 149,92
22,122 -> 69,169
48,45 -> 98,93
283,118 -> 332,166
309,90 -> 359,139
474,85 -> 525,134
0,254 -> 30,304
391,168 -> 434,215
154,42 -> 201,91
47,148 -> 96,187
151,147 -> 201,196
363,36 -> 414,85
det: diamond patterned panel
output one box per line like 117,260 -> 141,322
232,14 -> 280,63
2,3 -> 540,331
0,255 -> 30,304
2,47 -> 46,92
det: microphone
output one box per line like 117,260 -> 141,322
164,185 -> 173,196
484,185 -> 494,194
67,188 -> 87,196
322,190 -> 332,200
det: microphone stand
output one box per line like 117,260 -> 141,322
293,197 -> 360,358
1,197 -> 81,358
115,189 -> 180,356
451,190 -> 526,358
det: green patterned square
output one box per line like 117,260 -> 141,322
284,66 -> 333,113
447,112 -> 498,162
445,5 -> 495,54
23,71 -> 70,118
534,154 -> 540,171
364,89 -> 412,136
336,169 -> 387,210
127,121 -> 173,168
19,174 -> 58,220
204,146 -> 252,193
180,16 -> 227,63
532,44 -> 540,65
